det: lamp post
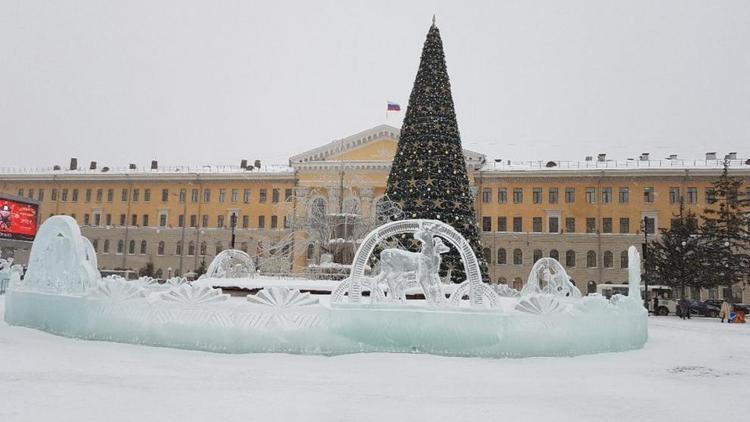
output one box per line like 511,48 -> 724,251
230,212 -> 237,249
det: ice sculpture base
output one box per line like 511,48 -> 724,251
4,289 -> 647,358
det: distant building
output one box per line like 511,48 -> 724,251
1,125 -> 748,301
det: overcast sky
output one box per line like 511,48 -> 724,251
1,0 -> 749,169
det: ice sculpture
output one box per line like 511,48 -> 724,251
3,217 -> 648,358
521,258 -> 581,298
203,249 -> 256,280
20,216 -> 99,294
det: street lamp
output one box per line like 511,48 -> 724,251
230,212 -> 238,249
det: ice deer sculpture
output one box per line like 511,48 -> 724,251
375,227 -> 450,303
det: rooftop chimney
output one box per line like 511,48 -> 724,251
597,153 -> 606,162
727,152 -> 737,160
128,163 -> 136,170
706,152 -> 717,160
585,156 -> 593,161
53,164 -> 61,171
69,157 -> 78,170
240,159 -> 248,169
101,166 -> 110,172
89,161 -> 97,170
151,160 -> 158,170
639,153 -> 650,161
668,154 -> 678,160
254,160 -> 261,169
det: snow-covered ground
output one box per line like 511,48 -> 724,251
0,296 -> 747,422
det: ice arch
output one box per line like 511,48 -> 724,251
21,216 -> 100,294
204,249 -> 256,279
521,257 -> 581,298
331,219 -> 490,306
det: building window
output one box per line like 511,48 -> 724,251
258,215 -> 265,228
643,187 -> 654,203
532,217 -> 542,232
119,214 -> 126,226
513,248 -> 523,265
217,215 -> 225,228
190,215 -> 197,227
565,217 -> 575,233
219,189 -> 226,203
103,239 -> 110,253
71,189 -> 79,202
548,188 -> 558,204
285,189 -> 293,201
565,187 -> 575,203
18,188 -> 23,197
159,214 -> 167,227
497,248 -> 507,264
202,215 -> 209,228
121,189 -> 128,202
482,216 -> 491,232
203,188 -> 211,203
620,251 -> 628,268
533,249 -> 543,263
200,241 -> 207,255
602,187 -> 612,204
94,213 -> 101,226
586,217 -> 596,233
178,189 -> 186,203
143,214 -> 149,227
243,189 -> 251,203
481,188 -> 491,203
603,251 -> 613,268
272,189 -> 280,203
84,214 -> 90,225
669,187 -> 681,204
96,189 -> 103,202
602,217 -> 612,233
117,240 -> 124,254
61,189 -> 68,201
242,215 -> 249,228
586,251 -> 597,268
497,217 -> 507,232
38,189 -> 44,201
497,188 -> 507,204
231,189 -> 239,203
85,189 -> 92,202
140,240 -> 147,254
483,248 -> 492,265
178,215 -> 185,228
585,187 -> 596,204
550,249 -> 559,261
619,218 -> 629,233
188,241 -> 195,256
51,188 -> 58,201
512,188 -> 523,204
705,188 -> 716,204
548,216 -> 559,233
105,214 -> 112,226
161,189 -> 169,202
259,189 -> 267,203
532,188 -> 542,204
144,189 -> 151,202
131,214 -> 137,226
128,240 -> 135,254
512,217 -> 523,232
188,188 -> 197,203
176,241 -> 183,256
132,189 -> 140,202
157,241 -> 165,256
619,187 -> 629,203
687,187 -> 698,204
271,215 -> 278,228
644,216 -> 656,234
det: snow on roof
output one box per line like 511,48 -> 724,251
0,163 -> 295,177
480,158 -> 750,173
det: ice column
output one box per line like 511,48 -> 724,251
627,246 -> 641,299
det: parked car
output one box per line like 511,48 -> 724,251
689,300 -> 721,317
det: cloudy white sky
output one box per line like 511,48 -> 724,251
1,0 -> 749,168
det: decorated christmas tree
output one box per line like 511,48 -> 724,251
385,18 -> 489,282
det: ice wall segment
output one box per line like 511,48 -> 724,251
4,217 -> 648,358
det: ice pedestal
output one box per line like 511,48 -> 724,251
4,217 -> 648,358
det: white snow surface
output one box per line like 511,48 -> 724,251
0,296 -> 747,422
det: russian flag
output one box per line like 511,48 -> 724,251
387,101 -> 401,111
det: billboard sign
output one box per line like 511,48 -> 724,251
0,194 -> 40,242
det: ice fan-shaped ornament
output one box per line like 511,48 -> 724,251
247,287 -> 318,307
160,284 -> 229,304
515,295 -> 565,315
87,277 -> 147,302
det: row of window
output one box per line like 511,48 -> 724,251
484,248 -> 629,269
92,239 -> 251,256
481,216 -> 654,234
54,212 -> 289,230
479,186 -> 750,205
17,187 -> 293,204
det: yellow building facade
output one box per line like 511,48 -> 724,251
1,124 -> 749,300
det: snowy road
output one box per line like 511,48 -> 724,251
1,296 -> 748,422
